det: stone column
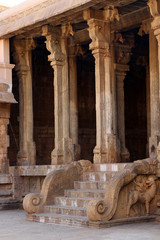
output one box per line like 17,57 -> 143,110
116,64 -> 130,161
146,2 -> 160,159
84,8 -> 120,163
13,39 -> 36,165
114,33 -> 134,162
68,39 -> 80,160
42,25 -> 74,164
0,39 -> 16,173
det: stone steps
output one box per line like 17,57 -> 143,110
44,205 -> 86,216
83,171 -> 118,181
74,180 -> 108,190
26,163 -> 132,227
64,189 -> 105,198
93,163 -> 131,172
55,196 -> 94,208
27,213 -> 89,227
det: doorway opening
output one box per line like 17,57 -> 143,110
77,44 -> 96,161
124,31 -> 149,161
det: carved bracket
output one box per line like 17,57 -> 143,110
148,0 -> 160,17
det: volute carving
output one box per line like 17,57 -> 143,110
138,20 -> 151,36
115,33 -> 134,65
104,6 -> 120,22
148,0 -> 160,17
87,19 -> 110,55
42,25 -> 65,65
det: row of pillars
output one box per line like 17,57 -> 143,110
1,2 -> 160,173
11,9 -> 131,166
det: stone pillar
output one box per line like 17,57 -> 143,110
0,39 -> 16,173
116,64 -> 130,161
13,39 -> 36,165
114,33 -> 134,162
146,65 -> 151,156
42,25 -> 74,164
147,2 -> 160,159
84,8 -> 120,163
68,40 -> 80,160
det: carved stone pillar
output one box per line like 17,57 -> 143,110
68,40 -> 80,160
84,8 -> 120,163
0,39 -> 16,173
147,2 -> 160,159
42,25 -> 74,164
114,33 -> 134,162
13,38 -> 36,165
116,64 -> 130,162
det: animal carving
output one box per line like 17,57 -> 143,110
126,175 -> 157,217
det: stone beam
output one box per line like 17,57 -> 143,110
112,6 -> 150,32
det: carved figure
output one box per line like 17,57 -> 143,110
126,175 -> 157,217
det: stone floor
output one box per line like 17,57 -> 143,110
0,210 -> 160,240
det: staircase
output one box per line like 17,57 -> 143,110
0,174 -> 21,210
26,163 -> 132,227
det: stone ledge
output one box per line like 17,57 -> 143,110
0,174 -> 12,184
9,165 -> 65,176
26,213 -> 157,228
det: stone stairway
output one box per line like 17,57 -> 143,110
26,163 -> 131,227
0,174 -> 21,210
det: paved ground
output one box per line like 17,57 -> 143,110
0,210 -> 160,240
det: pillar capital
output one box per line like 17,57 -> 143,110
138,19 -> 152,36
84,8 -> 119,56
42,25 -> 65,66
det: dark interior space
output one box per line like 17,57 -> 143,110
32,37 -> 54,165
124,30 -> 149,161
77,44 -> 96,161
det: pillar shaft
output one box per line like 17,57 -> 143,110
42,25 -> 74,164
148,30 -> 160,158
68,42 -> 80,160
13,39 -> 36,165
116,64 -> 130,161
86,17 -> 119,163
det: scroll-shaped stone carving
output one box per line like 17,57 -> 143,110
87,158 -> 157,221
126,175 -> 157,217
23,161 -> 93,214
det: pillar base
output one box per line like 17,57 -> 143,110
120,149 -> 130,162
17,141 -> 36,166
73,144 -> 81,161
149,135 -> 160,160
51,137 -> 74,165
0,157 -> 9,174
93,134 -> 120,163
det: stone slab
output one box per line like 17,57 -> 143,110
9,165 -> 65,176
